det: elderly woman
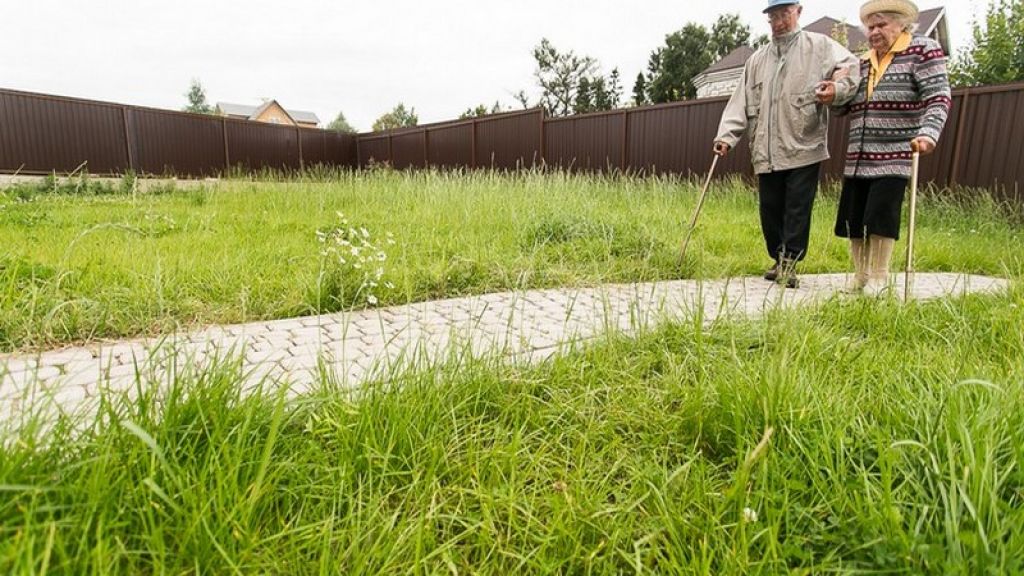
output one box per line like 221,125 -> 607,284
832,0 -> 951,295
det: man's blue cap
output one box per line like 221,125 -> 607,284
763,0 -> 800,13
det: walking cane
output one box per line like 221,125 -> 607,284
678,154 -> 720,266
904,141 -> 921,302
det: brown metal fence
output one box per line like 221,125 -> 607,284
357,109 -> 544,171
949,85 -> 1024,197
3,83 -> 1023,198
0,89 -> 129,175
129,107 -> 226,176
352,82 -> 1024,199
0,88 -> 357,176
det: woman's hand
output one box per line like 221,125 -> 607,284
911,136 -> 936,155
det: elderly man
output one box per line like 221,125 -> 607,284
714,0 -> 859,288
833,0 -> 951,296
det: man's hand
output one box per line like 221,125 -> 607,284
911,136 -> 936,155
713,141 -> 731,157
814,81 -> 836,105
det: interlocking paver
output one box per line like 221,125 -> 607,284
38,348 -> 96,367
1,358 -> 39,375
0,273 -> 1010,421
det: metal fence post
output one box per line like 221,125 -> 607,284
121,106 -> 135,173
222,117 -> 230,172
423,128 -> 429,168
621,109 -> 629,172
471,119 -> 477,169
538,108 -> 545,168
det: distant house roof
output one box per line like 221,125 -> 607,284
216,101 -> 320,125
917,7 -> 946,36
803,16 -> 869,50
249,100 -> 296,124
696,6 -> 949,79
802,9 -> 946,52
704,46 -> 757,75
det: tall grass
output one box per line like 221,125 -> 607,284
2,170 -> 1021,352
2,284 -> 1022,573
2,170 -> 1022,573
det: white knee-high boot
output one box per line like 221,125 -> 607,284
864,235 -> 895,296
844,238 -> 868,293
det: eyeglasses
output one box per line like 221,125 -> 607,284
767,8 -> 794,22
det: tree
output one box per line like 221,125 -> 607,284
646,23 -> 712,102
830,20 -> 850,49
183,78 -> 213,115
594,68 -> 622,110
459,101 -> 505,119
327,111 -> 356,133
372,103 -> 418,131
512,90 -> 531,110
575,76 -> 594,113
573,69 -> 622,114
632,72 -> 648,106
950,0 -> 1024,86
531,38 -> 621,116
640,14 -> 752,103
710,13 -> 752,59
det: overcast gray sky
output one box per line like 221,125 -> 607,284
2,0 -> 984,132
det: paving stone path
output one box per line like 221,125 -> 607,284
0,273 -> 1009,422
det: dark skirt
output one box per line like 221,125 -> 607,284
834,177 -> 908,239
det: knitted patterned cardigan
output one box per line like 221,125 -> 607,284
840,35 -> 952,179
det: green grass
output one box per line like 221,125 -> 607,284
3,170 -> 1024,573
2,286 -> 1023,574
1,169 -> 1021,352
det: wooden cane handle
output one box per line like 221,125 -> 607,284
910,140 -> 920,153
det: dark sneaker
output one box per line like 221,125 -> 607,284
763,262 -> 779,281
777,258 -> 799,289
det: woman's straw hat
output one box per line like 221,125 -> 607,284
860,0 -> 919,22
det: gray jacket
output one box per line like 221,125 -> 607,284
715,29 -> 859,174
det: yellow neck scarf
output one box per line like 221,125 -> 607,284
866,31 -> 912,100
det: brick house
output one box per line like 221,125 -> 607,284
215,100 -> 320,128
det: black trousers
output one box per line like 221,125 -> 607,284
757,162 -> 821,262
834,177 -> 908,240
